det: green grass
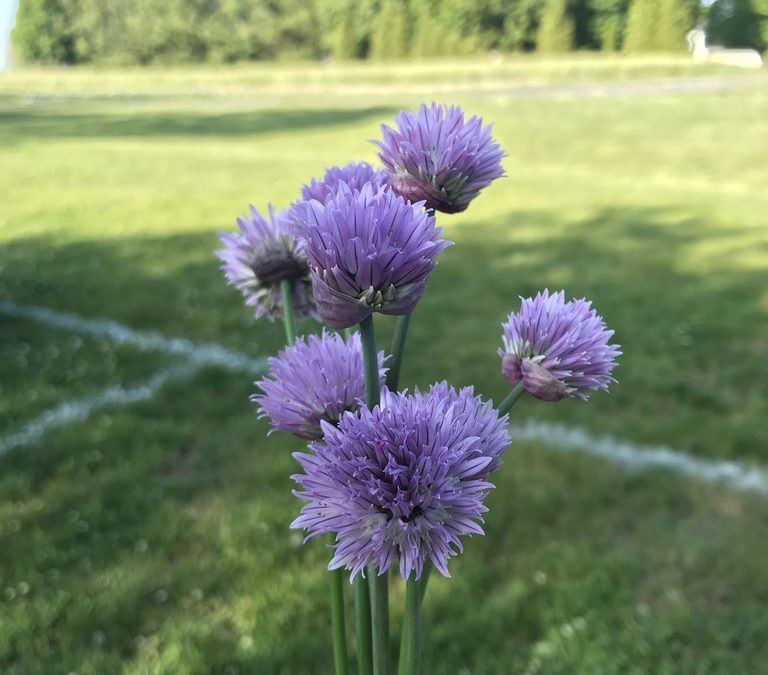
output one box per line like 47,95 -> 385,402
1,59 -> 768,674
0,54 -> 743,99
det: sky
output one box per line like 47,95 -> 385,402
1,0 -> 19,71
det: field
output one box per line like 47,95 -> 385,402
1,56 -> 768,674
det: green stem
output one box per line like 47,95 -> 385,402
354,576 -> 373,675
280,279 -> 297,345
399,565 -> 430,674
328,543 -> 350,675
385,313 -> 411,391
359,314 -> 388,674
368,569 -> 390,675
359,314 -> 380,408
497,381 -> 525,416
284,293 -> 345,675
419,563 -> 432,601
397,576 -> 422,675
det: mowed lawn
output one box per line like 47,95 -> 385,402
1,58 -> 768,674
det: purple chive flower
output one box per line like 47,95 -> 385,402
500,290 -> 621,402
292,183 -> 451,329
217,205 -> 316,321
291,382 -> 510,580
253,331 -> 387,440
301,161 -> 390,203
373,103 -> 505,214
419,382 -> 510,475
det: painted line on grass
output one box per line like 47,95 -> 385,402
511,419 -> 768,496
3,300 -> 767,497
0,364 -> 200,456
0,300 -> 267,374
0,300 -> 268,455
17,73 -> 765,103
495,74 -> 767,101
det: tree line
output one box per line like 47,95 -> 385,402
13,0 -> 768,65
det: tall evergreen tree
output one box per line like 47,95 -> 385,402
708,0 -> 766,50
623,0 -> 657,50
599,15 -> 622,49
758,0 -> 768,48
410,1 -> 443,57
590,0 -> 629,50
655,0 -> 691,50
503,0 -> 547,51
330,1 -> 359,60
14,0 -> 760,63
370,0 -> 409,60
408,0 -> 475,57
13,0 -> 77,62
536,0 -> 575,51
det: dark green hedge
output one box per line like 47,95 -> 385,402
11,0 -> 763,65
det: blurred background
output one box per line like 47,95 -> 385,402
1,1 -> 767,674
2,0 -> 768,65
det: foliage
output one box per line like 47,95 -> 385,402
503,0 -> 549,50
599,15 -> 622,49
623,0 -> 658,51
409,2 -> 445,57
328,2 -> 362,60
11,0 -> 760,63
623,0 -> 692,52
12,0 -> 77,63
590,0 -> 629,50
370,0 -> 409,60
655,0 -> 692,51
13,0 -> 323,64
707,0 -> 767,51
403,0 -> 479,57
537,0 -> 576,52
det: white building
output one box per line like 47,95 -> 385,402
687,28 -> 763,68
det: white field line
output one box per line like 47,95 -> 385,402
494,74 -> 767,100
0,300 -> 266,374
511,420 -> 768,496
0,364 -> 200,456
13,73 -> 765,102
2,300 -> 766,496
0,300 -> 267,454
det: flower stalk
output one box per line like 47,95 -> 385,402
398,561 -> 433,664
397,576 -> 422,675
359,314 -> 390,675
329,539 -> 350,675
419,563 -> 431,600
280,289 -> 348,675
360,315 -> 381,409
369,571 -> 390,675
280,278 -> 297,345
497,381 -> 525,416
398,563 -> 430,674
386,313 -> 411,391
354,576 -> 373,675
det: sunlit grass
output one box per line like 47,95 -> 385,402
0,54 -> 745,99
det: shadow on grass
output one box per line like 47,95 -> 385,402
0,105 -> 395,144
413,205 -> 767,460
1,204 -> 767,673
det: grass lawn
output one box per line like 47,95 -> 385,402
1,57 -> 768,674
